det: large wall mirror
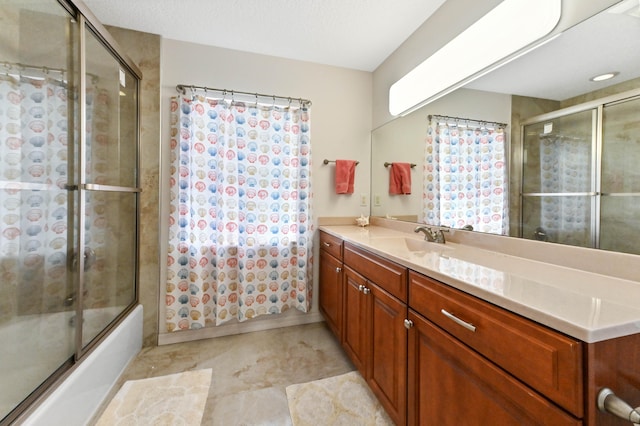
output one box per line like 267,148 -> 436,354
371,1 -> 640,255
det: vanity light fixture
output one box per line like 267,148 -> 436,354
389,0 -> 562,116
589,72 -> 619,82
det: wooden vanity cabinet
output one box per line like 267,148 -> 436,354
408,270 -> 583,425
319,231 -> 640,426
407,309 -> 581,426
319,231 -> 344,339
342,243 -> 408,426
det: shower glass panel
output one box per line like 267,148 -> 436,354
600,96 -> 640,255
0,1 -> 78,421
521,196 -> 593,246
521,109 -> 596,246
81,25 -> 138,348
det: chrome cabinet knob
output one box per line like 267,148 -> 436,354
335,267 -> 342,273
404,319 -> 414,329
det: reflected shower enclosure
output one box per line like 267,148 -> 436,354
0,1 -> 140,423
520,91 -> 640,255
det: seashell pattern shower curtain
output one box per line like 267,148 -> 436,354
166,95 -> 313,330
423,121 -> 508,234
0,73 -> 107,321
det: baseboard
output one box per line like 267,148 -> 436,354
158,310 -> 325,345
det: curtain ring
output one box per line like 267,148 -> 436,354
231,90 -> 235,103
272,95 -> 276,108
255,93 -> 259,108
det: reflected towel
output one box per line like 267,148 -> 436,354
389,162 -> 412,194
335,159 -> 356,194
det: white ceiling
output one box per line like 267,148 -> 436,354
82,0 -> 447,72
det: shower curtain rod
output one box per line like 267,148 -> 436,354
428,114 -> 507,129
0,60 -> 100,84
176,84 -> 312,107
1,61 -> 67,76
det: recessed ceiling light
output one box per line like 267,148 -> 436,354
590,72 -> 619,82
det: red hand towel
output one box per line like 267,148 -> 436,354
335,159 -> 356,194
389,162 -> 412,195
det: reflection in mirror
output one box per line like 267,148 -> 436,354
371,2 -> 640,255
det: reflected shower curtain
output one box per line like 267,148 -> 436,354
538,134 -> 590,243
166,95 -> 313,330
422,121 -> 508,234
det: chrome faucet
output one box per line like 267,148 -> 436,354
414,226 -> 448,244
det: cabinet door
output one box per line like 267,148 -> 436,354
407,310 -> 581,426
342,267 -> 370,376
319,250 -> 343,339
369,283 -> 407,426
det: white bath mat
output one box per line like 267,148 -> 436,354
95,368 -> 211,425
285,370 -> 393,426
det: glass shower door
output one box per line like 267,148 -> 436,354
520,109 -> 596,247
80,25 -> 139,349
600,96 -> 640,255
0,1 -> 78,421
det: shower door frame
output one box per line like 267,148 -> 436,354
518,86 -> 640,251
74,8 -> 143,360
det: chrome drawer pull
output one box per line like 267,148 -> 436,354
441,309 -> 476,332
323,242 -> 331,247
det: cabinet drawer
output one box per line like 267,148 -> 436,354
319,231 -> 343,259
344,243 -> 407,302
409,271 -> 583,417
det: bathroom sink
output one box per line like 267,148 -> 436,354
403,237 -> 453,253
368,236 -> 453,255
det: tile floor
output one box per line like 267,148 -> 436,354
90,322 -> 354,425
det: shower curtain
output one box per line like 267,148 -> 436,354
0,74 -> 71,319
166,94 -> 313,330
538,134 -> 590,244
0,72 -> 107,320
422,121 -> 508,234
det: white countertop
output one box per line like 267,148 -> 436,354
319,225 -> 640,343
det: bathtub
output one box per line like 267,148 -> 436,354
18,304 -> 142,425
